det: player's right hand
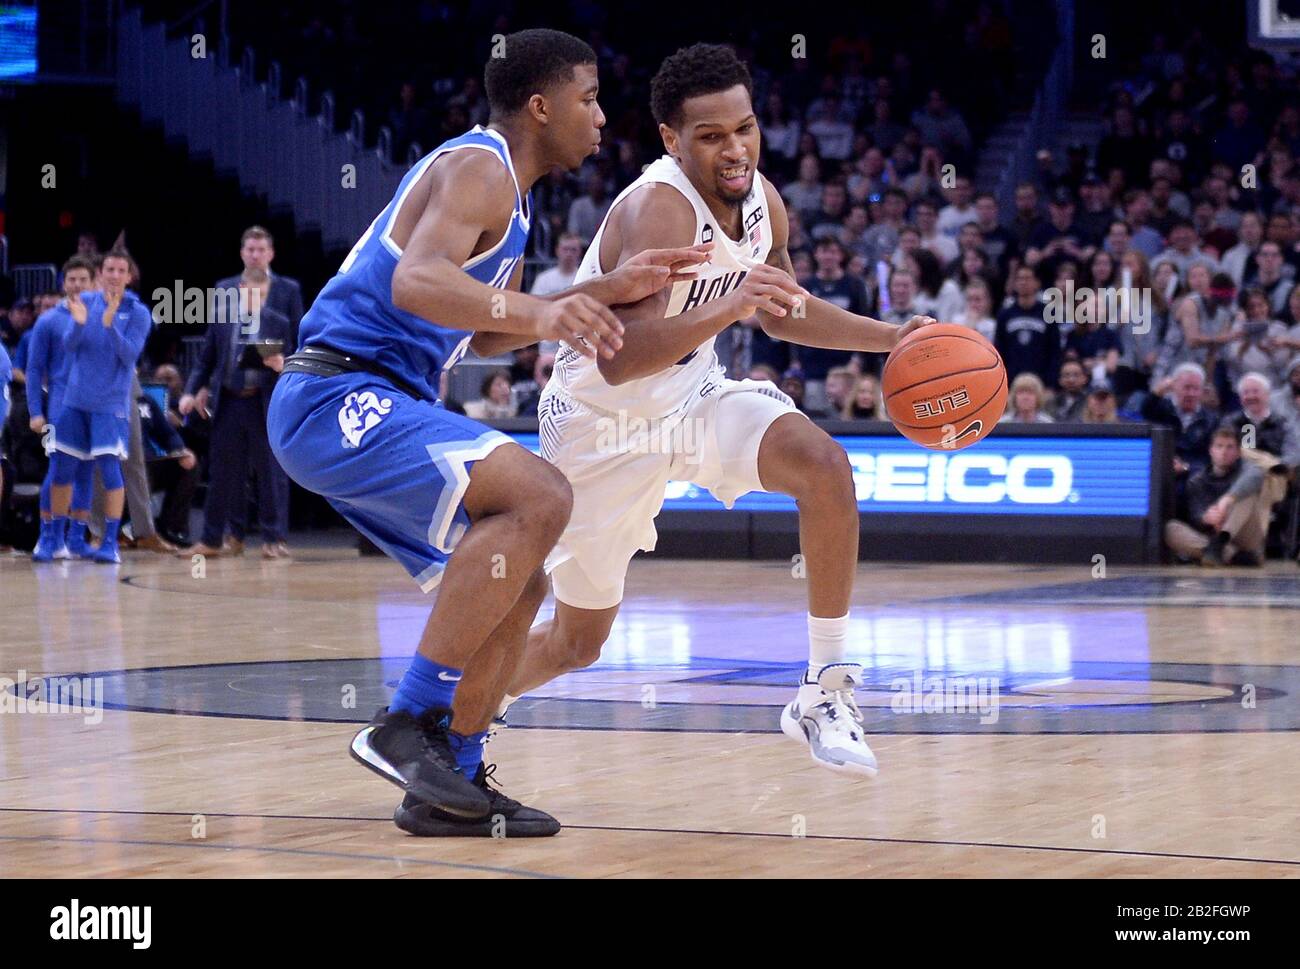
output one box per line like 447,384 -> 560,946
68,293 -> 87,325
729,264 -> 805,319
538,293 -> 624,360
29,416 -> 46,434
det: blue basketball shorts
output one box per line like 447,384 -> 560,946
50,404 -> 130,460
267,370 -> 515,591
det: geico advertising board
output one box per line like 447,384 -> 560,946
507,434 -> 1152,517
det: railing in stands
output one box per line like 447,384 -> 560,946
11,265 -> 58,299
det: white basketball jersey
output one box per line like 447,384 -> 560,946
549,155 -> 773,420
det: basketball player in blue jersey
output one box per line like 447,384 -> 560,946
47,247 -> 152,566
29,256 -> 98,561
267,28 -> 708,836
494,45 -> 936,778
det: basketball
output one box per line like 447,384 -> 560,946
881,323 -> 1008,450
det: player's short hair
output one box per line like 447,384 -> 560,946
62,255 -> 96,277
484,29 -> 597,118
650,43 -> 753,129
241,225 -> 274,247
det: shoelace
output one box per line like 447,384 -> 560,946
414,710 -> 458,769
478,764 -> 519,810
828,687 -> 864,727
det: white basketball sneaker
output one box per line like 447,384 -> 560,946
780,663 -> 878,777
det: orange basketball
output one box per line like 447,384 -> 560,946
881,323 -> 1007,450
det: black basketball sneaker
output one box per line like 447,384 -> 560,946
350,707 -> 490,818
393,763 -> 561,837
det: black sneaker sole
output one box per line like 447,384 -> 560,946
349,726 -> 490,819
394,798 -> 561,838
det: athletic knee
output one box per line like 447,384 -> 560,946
795,438 -> 855,503
556,627 -> 605,670
520,567 -> 550,611
530,464 -> 573,537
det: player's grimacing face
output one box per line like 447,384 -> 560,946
666,85 -> 760,204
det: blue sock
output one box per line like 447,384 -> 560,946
38,519 -> 52,544
103,518 -> 121,546
390,654 -> 462,717
51,516 -> 68,546
68,520 -> 88,551
449,729 -> 487,778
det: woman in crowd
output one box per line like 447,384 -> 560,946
464,368 -> 517,421
908,249 -> 964,321
845,372 -> 884,419
1081,387 -> 1121,423
1223,288 -> 1290,388
955,277 -> 997,343
999,372 -> 1055,423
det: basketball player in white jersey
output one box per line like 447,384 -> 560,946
483,44 -> 936,777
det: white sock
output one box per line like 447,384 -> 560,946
807,613 -> 849,672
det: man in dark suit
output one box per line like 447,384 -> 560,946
178,226 -> 303,557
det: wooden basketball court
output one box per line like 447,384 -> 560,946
2,546 -> 1297,878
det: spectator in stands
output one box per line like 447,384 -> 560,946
513,353 -> 555,418
748,364 -> 780,385
882,267 -> 919,325
999,372 -> 1053,423
955,277 -> 996,342
760,93 -> 801,180
464,369 -> 517,421
1244,240 -> 1295,316
566,170 -> 610,247
914,198 -> 958,264
996,265 -> 1060,384
1165,427 -> 1270,567
1223,372 -> 1300,468
530,233 -> 584,300
1076,175 -> 1113,244
1026,188 -> 1091,274
847,148 -> 891,206
388,81 -> 432,161
845,372 -> 884,419
909,249 -> 963,321
808,182 -> 850,241
862,188 -> 908,265
779,373 -> 810,415
1144,362 -> 1220,480
1053,359 -> 1089,422
179,226 -> 302,559
823,367 -> 857,418
1119,191 -> 1167,259
805,77 -> 855,160
937,175 -> 978,239
1096,106 -> 1152,190
1212,99 -> 1266,173
1065,290 -> 1121,388
1082,387 -> 1120,423
911,89 -> 972,165
1155,220 -> 1220,282
867,98 -> 905,155
1270,356 -> 1300,426
1280,284 -> 1300,339
1147,176 -> 1183,238
1221,210 -> 1264,285
781,154 -> 824,225
801,238 -> 869,404
1009,182 -> 1045,253
1224,289 -> 1290,388
973,193 -> 1017,277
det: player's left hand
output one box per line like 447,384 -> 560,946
891,315 -> 938,347
102,292 -> 122,327
264,353 -> 285,373
604,243 -> 713,305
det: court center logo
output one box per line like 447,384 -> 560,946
338,391 -> 393,448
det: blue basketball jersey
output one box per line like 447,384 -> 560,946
297,126 -> 533,401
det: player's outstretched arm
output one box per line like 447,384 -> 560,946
754,176 -> 935,351
597,184 -> 801,386
391,151 -> 622,359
